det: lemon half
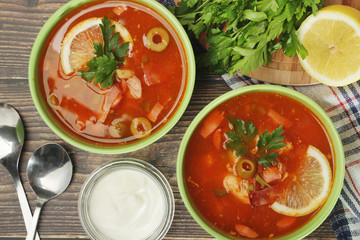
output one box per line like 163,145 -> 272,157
298,5 -> 360,86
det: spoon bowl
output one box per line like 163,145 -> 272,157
26,143 -> 72,240
0,103 -> 24,162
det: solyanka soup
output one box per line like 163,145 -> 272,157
182,90 -> 335,239
37,0 -> 189,147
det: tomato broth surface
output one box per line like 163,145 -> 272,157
39,0 -> 187,145
184,92 -> 334,239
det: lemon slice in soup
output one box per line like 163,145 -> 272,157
60,17 -> 133,75
271,145 -> 332,217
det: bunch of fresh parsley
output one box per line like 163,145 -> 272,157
169,0 -> 324,75
80,17 -> 129,88
226,117 -> 286,167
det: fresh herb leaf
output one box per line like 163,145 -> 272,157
170,0 -> 324,75
100,16 -> 120,56
258,152 -> 279,167
80,17 -> 129,88
113,41 -> 130,60
230,45 -> 267,76
257,126 -> 286,166
257,126 -> 286,151
284,30 -> 308,59
256,0 -> 279,14
93,42 -> 103,56
243,10 -> 267,22
80,54 -> 119,88
226,118 -> 286,167
199,28 -> 236,74
226,117 -> 258,157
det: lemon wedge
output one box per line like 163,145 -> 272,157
298,5 -> 360,86
271,145 -> 332,217
60,17 -> 133,75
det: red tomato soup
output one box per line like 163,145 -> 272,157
185,92 -> 334,239
39,0 -> 187,145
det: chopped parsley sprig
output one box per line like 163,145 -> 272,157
226,116 -> 258,157
257,126 -> 286,167
226,117 -> 286,167
80,17 -> 129,89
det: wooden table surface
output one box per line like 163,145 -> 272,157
0,0 -> 337,239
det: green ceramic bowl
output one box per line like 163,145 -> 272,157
28,0 -> 195,154
177,85 -> 344,240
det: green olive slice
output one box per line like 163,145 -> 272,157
130,117 -> 152,138
145,27 -> 169,52
236,158 -> 257,179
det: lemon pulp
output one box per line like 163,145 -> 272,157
298,5 -> 360,86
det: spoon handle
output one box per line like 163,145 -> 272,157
26,199 -> 45,240
12,171 -> 41,240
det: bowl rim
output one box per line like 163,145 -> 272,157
177,85 -> 345,240
78,158 -> 175,240
28,0 -> 196,154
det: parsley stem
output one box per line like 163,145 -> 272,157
255,174 -> 272,188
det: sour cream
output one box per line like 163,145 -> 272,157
88,168 -> 166,240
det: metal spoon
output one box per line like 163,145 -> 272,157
25,143 -> 73,240
0,103 -> 40,239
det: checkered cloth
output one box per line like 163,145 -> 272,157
223,73 -> 360,240
157,0 -> 176,7
161,0 -> 360,238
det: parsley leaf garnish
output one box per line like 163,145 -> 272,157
226,117 -> 286,167
226,117 -> 258,157
169,0 -> 323,75
80,16 -> 129,89
257,126 -> 286,167
80,54 -> 119,87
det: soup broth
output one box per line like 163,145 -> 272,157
39,0 -> 187,145
185,92 -> 334,239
